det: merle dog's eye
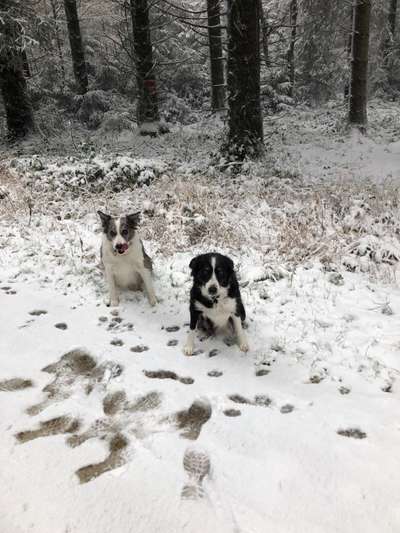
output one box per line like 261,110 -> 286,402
121,229 -> 128,237
110,231 -> 117,238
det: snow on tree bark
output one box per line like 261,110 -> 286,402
349,0 -> 371,130
224,0 -> 263,159
130,0 -> 160,136
206,0 -> 225,112
63,0 -> 88,95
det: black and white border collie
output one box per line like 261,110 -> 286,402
98,211 -> 157,307
183,252 -> 249,356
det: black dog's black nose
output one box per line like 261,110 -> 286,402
208,285 -> 218,295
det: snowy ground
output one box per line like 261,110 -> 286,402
1,101 -> 400,533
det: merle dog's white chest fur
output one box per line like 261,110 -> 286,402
195,297 -> 236,329
102,234 -> 142,289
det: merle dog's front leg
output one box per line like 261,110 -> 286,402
104,266 -> 119,307
183,307 -> 200,356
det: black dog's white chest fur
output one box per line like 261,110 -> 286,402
194,296 -> 237,329
184,253 -> 248,355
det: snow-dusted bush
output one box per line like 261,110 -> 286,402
75,90 -> 111,128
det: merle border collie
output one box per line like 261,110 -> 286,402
183,252 -> 249,356
97,211 -> 157,307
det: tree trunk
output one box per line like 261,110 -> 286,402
50,0 -> 66,86
63,0 -> 88,94
224,0 -> 263,159
0,12 -> 35,141
383,0 -> 398,72
130,0 -> 160,135
206,0 -> 225,112
344,5 -> 353,100
287,0 -> 298,98
259,0 -> 271,68
349,0 -> 371,130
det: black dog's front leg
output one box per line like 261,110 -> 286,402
183,305 -> 200,356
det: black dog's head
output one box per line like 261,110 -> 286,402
189,253 -> 235,300
98,211 -> 140,255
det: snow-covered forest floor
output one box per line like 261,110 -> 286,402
1,100 -> 400,533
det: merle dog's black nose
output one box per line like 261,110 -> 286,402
208,285 -> 218,295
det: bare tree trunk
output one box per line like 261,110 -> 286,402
349,0 -> 371,131
130,0 -> 160,135
50,0 -> 66,86
63,0 -> 88,94
344,5 -> 353,100
287,0 -> 298,98
206,0 -> 225,112
224,0 -> 263,159
383,0 -> 398,75
0,10 -> 35,141
259,0 -> 271,67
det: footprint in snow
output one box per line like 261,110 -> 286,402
181,447 -> 211,500
337,428 -> 367,439
144,369 -> 194,385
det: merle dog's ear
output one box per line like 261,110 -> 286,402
126,211 -> 141,229
97,210 -> 111,231
189,256 -> 200,273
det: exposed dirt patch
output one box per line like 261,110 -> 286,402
228,394 -> 252,405
255,369 -> 270,377
167,339 -> 178,347
0,378 -> 33,392
280,404 -> 294,414
207,370 -> 223,377
144,369 -> 194,385
16,416 -> 80,443
165,326 -> 180,332
26,349 -> 123,416
128,391 -> 162,412
103,390 -> 127,415
223,408 -> 241,417
337,428 -> 367,439
29,309 -> 48,316
75,433 -> 129,484
175,399 -> 212,440
309,375 -> 323,384
130,345 -> 149,353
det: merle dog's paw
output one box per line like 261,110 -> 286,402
148,295 -> 158,307
183,344 -> 194,357
238,337 -> 249,352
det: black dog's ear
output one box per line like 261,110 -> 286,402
97,210 -> 111,231
126,212 -> 141,229
226,256 -> 234,271
189,256 -> 201,273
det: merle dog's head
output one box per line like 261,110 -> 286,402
189,253 -> 234,300
98,211 -> 140,255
